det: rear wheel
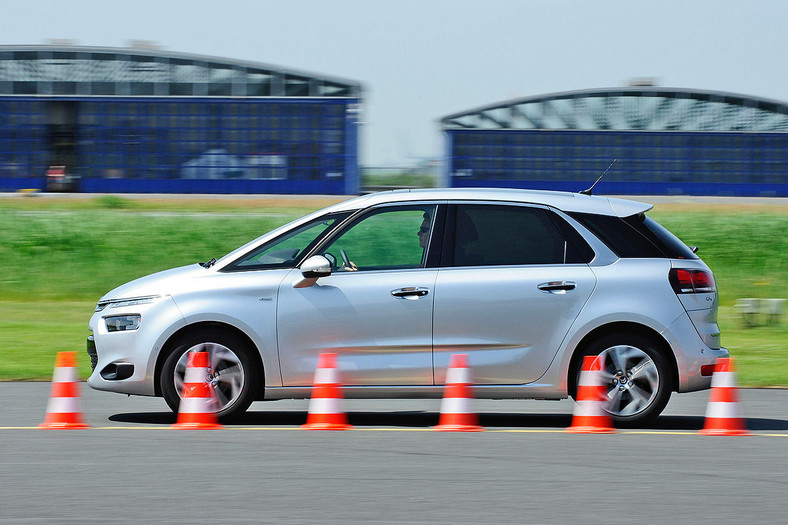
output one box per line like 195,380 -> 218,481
574,333 -> 673,426
161,329 -> 260,421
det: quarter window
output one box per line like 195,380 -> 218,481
568,212 -> 698,259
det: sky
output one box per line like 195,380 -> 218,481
4,0 -> 787,166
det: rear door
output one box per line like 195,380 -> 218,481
432,203 -> 596,384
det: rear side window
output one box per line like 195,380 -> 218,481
445,204 -> 591,267
569,212 -> 698,259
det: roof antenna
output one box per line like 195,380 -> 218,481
580,159 -> 618,196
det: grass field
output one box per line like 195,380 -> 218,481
1,194 -> 786,386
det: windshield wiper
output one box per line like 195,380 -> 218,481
199,258 -> 217,268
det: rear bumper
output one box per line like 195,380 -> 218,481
665,312 -> 729,393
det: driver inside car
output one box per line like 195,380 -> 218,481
417,211 -> 431,250
334,207 -> 434,272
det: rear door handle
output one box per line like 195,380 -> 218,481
537,281 -> 576,293
391,287 -> 430,299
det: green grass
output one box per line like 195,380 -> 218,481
0,301 -> 95,380
1,196 -> 786,385
0,211 -> 293,300
721,312 -> 788,387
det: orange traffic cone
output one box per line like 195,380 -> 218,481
434,354 -> 484,432
567,355 -> 616,434
172,351 -> 224,430
301,353 -> 353,430
699,357 -> 750,436
39,351 -> 91,429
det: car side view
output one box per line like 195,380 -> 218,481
87,188 -> 727,425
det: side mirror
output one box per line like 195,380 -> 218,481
294,255 -> 332,288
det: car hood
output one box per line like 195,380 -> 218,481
99,263 -> 208,301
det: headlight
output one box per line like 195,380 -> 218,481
104,314 -> 142,332
95,295 -> 162,312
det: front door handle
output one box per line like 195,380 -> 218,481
537,281 -> 576,294
391,287 -> 430,299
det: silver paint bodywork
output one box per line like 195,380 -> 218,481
87,188 -> 728,402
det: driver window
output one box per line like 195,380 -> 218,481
322,205 -> 437,272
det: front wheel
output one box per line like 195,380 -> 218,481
161,329 -> 260,421
574,333 -> 673,426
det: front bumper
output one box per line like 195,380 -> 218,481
86,295 -> 186,396
87,334 -> 97,371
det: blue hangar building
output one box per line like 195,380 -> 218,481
441,87 -> 788,196
0,45 -> 362,194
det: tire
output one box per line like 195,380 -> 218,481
161,328 -> 260,422
573,333 -> 673,426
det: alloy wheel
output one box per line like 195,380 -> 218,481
173,342 -> 246,413
596,344 -> 660,418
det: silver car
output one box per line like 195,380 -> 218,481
87,188 -> 727,425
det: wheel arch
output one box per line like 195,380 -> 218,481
154,321 -> 265,399
566,321 -> 679,396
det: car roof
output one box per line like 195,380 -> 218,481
325,188 -> 653,218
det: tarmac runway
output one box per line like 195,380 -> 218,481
1,384 -> 786,524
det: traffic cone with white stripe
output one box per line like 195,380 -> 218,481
172,351 -> 224,429
699,357 -> 750,436
301,353 -> 353,430
39,351 -> 91,429
434,354 -> 484,432
566,355 -> 616,434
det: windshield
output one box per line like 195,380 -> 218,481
223,213 -> 348,271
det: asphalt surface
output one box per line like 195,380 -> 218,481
1,384 -> 787,524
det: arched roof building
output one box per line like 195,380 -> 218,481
0,45 -> 360,98
0,45 -> 362,194
441,87 -> 788,196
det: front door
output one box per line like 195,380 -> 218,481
277,204 -> 440,386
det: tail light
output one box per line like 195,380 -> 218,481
669,268 -> 716,294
